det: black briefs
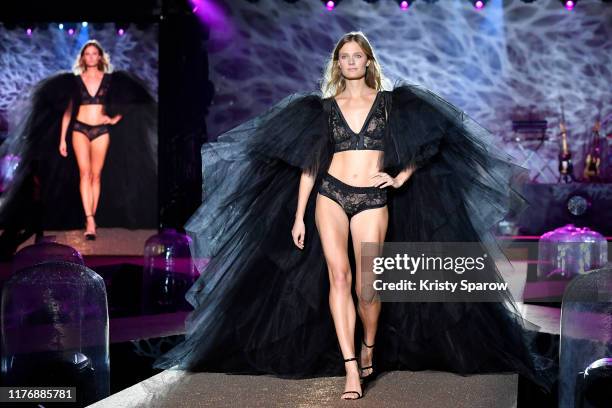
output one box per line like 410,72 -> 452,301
73,120 -> 111,141
317,172 -> 387,220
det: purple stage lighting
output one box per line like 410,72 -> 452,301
67,28 -> 75,35
564,0 -> 575,10
326,1 -> 335,10
400,1 -> 409,9
118,28 -> 125,36
26,28 -> 32,36
474,0 -> 484,9
190,0 -> 228,29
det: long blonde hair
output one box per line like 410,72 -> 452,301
320,31 -> 386,98
72,40 -> 113,74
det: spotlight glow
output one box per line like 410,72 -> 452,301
564,0 -> 574,10
326,1 -> 335,10
82,22 -> 88,27
58,23 -> 64,30
67,28 -> 75,35
400,1 -> 409,9
474,0 -> 484,9
189,0 -> 230,33
26,28 -> 32,36
117,28 -> 125,36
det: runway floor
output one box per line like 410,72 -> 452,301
89,367 -> 520,408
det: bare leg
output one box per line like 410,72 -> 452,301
89,133 -> 110,229
315,194 -> 361,400
72,132 -> 94,234
351,205 -> 388,378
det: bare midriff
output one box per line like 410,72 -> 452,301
327,150 -> 384,187
76,104 -> 106,125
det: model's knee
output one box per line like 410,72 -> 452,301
357,290 -> 378,306
91,172 -> 102,183
79,170 -> 93,183
328,263 -> 351,291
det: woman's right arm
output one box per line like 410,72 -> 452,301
59,100 -> 72,157
291,170 -> 316,250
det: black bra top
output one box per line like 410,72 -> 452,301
330,91 -> 386,153
78,73 -> 110,105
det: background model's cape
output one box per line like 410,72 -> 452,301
0,70 -> 158,230
153,80 -> 555,392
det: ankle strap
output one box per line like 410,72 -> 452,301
343,357 -> 357,363
362,339 -> 375,348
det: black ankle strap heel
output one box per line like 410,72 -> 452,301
84,213 -> 97,241
341,357 -> 363,400
360,340 -> 377,383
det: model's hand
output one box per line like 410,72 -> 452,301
101,114 -> 122,125
59,140 -> 67,157
370,172 -> 403,189
291,218 -> 306,250
110,114 -> 123,125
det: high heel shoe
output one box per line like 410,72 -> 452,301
360,339 -> 378,383
84,214 -> 97,241
341,357 -> 363,400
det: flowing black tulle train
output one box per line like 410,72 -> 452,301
153,81 -> 556,393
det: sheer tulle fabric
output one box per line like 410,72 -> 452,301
153,81 -> 555,391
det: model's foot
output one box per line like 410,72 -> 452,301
360,341 -> 374,378
84,214 -> 96,237
341,358 -> 362,400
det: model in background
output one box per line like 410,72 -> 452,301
0,39 -> 157,247
61,41 -> 123,239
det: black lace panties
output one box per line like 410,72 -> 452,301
317,172 -> 387,220
73,120 -> 111,141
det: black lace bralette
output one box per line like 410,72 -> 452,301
78,74 -> 110,105
330,92 -> 386,153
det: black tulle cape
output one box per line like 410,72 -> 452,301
0,71 -> 158,230
152,80 -> 555,392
